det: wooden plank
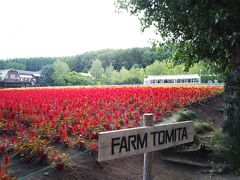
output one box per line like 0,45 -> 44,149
98,121 -> 194,162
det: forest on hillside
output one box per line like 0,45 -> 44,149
0,47 -> 163,72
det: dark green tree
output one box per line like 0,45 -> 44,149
0,60 -> 6,69
117,0 -> 240,138
40,65 -> 53,85
26,58 -> 55,71
5,61 -> 26,70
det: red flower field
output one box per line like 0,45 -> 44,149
0,85 -> 223,178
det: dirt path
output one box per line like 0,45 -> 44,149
25,152 -> 239,180
188,95 -> 224,128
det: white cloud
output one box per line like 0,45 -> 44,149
0,0 -> 158,59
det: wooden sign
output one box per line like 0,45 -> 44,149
98,121 -> 194,162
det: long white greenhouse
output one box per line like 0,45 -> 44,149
143,74 -> 201,85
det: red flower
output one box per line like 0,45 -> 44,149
57,163 -> 64,171
0,164 -> 2,177
4,153 -> 10,168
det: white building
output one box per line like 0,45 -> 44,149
144,74 -> 201,85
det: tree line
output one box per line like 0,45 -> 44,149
0,47 -> 163,72
0,45 -> 223,86
41,58 -> 221,86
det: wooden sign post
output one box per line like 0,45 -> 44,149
143,113 -> 154,180
98,113 -> 194,179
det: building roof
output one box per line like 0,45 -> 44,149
0,69 -> 10,80
146,74 -> 200,80
19,74 -> 34,78
0,69 -> 41,79
17,70 -> 41,76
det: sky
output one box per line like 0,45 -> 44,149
0,0 -> 158,59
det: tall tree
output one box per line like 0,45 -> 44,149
40,65 -> 53,85
102,63 -> 117,84
128,66 -> 145,84
90,59 -> 104,81
52,60 -> 70,86
145,60 -> 169,75
117,0 -> 240,138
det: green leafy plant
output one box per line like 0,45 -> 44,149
194,121 -> 214,135
212,130 -> 240,169
168,109 -> 197,122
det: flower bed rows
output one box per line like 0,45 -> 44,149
0,86 -> 223,178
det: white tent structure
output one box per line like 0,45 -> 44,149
144,74 -> 201,85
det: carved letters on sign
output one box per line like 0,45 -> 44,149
98,121 -> 194,162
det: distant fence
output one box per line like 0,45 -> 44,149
143,83 -> 225,86
94,83 -> 225,87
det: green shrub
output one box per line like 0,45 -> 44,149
194,121 -> 214,134
64,71 -> 94,85
171,109 -> 197,122
212,130 -> 240,169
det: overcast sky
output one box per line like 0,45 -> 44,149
0,0 -> 158,59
